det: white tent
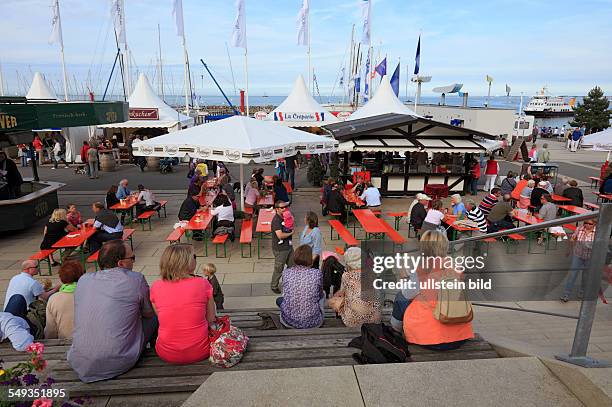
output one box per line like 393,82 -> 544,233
267,75 -> 339,127
582,128 -> 612,160
99,73 -> 194,131
349,75 -> 419,121
26,72 -> 58,101
133,115 -> 338,209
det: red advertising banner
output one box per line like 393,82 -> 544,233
129,108 -> 159,120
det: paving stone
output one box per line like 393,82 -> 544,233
182,366 -> 363,407
250,283 -> 277,297
220,283 -> 251,297
222,272 -> 273,284
223,295 -> 278,309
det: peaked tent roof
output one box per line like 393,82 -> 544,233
267,75 -> 339,127
99,73 -> 193,129
132,115 -> 338,164
582,128 -> 612,151
26,72 -> 58,101
348,75 -> 418,121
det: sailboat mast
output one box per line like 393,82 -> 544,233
0,59 -> 5,96
157,23 -> 164,100
182,35 -> 190,113
347,25 -> 355,106
54,0 -> 69,101
225,42 -> 237,96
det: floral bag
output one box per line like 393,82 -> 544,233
209,316 -> 249,368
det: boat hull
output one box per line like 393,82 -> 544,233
524,110 -> 574,118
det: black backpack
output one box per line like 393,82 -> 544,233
321,256 -> 345,297
348,323 -> 411,364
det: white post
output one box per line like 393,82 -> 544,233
244,48 -> 250,116
182,36 -> 190,113
486,81 -> 492,108
240,163 -> 245,211
307,6 -> 311,92
414,80 -> 421,111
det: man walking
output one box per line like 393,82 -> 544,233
87,144 -> 99,179
570,127 -> 582,152
270,201 -> 294,294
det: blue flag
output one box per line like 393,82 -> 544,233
375,57 -> 387,78
390,63 -> 400,96
414,35 -> 421,75
355,76 -> 361,92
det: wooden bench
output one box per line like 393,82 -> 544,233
166,227 -> 186,244
589,176 -> 602,188
86,251 -> 100,271
563,223 -> 577,233
157,200 -> 168,218
380,220 -> 407,246
137,211 -> 156,231
0,309 -> 498,399
29,249 -> 56,276
584,202 -> 599,211
506,233 -> 526,254
122,228 -> 135,250
328,220 -> 358,247
212,234 -> 229,258
387,211 -> 408,230
240,219 -> 253,258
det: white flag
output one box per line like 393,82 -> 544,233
231,0 -> 247,49
111,0 -> 126,45
296,0 -> 309,46
172,0 -> 185,38
360,0 -> 371,44
48,0 -> 63,46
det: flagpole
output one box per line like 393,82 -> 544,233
307,3 -> 311,92
182,35 -> 190,113
244,48 -> 250,117
55,0 -> 69,101
0,59 -> 5,96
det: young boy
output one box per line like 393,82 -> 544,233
202,263 -> 224,310
278,208 -> 295,245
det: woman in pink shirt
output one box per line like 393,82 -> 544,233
150,244 -> 216,364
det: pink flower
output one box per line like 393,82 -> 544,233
32,397 -> 53,407
26,342 -> 44,356
33,358 -> 47,372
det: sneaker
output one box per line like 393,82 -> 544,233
271,287 -> 281,294
50,167 -> 56,170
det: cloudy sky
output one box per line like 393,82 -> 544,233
1,0 -> 611,98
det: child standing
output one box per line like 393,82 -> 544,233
278,208 -> 295,245
66,204 -> 82,228
202,263 -> 224,310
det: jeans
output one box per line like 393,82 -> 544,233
563,255 -> 589,298
470,178 -> 478,195
286,167 -> 295,189
88,161 -> 98,178
271,248 -> 294,291
20,155 -> 28,167
88,230 -> 123,253
141,314 -> 159,350
390,292 -> 413,332
488,219 -> 515,233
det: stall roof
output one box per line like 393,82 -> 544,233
266,75 -> 339,127
26,72 -> 58,101
99,73 -> 193,130
348,76 -> 418,121
323,113 -> 500,154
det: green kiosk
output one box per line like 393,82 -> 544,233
0,97 -> 128,232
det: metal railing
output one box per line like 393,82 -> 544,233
445,205 -> 612,368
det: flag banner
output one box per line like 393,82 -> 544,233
339,67 -> 345,86
505,84 -> 511,95
360,0 -> 371,44
111,0 -> 126,45
414,35 -> 421,75
375,57 -> 387,78
363,50 -> 370,101
355,77 -> 361,92
48,0 -> 63,46
232,0 -> 247,49
390,63 -> 400,96
297,0 -> 309,46
486,75 -> 494,83
172,0 -> 185,38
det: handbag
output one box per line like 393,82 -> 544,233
432,273 -> 473,324
209,316 -> 249,368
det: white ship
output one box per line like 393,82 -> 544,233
524,87 -> 575,118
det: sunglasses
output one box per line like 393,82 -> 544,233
122,255 -> 136,261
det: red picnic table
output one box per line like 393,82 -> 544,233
557,205 -> 590,216
352,209 -> 387,239
443,215 -> 478,241
257,194 -> 274,207
52,226 -> 97,264
198,192 -> 218,207
342,190 -> 365,206
550,194 -> 571,203
256,208 -> 276,259
110,196 -> 139,224
512,210 -> 543,226
184,210 -> 214,256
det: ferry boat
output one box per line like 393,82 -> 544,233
524,87 -> 575,118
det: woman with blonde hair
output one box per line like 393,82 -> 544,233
330,247 -> 381,328
40,208 -> 77,266
150,244 -> 216,364
403,230 -> 474,350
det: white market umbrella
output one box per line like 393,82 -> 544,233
582,128 -> 612,160
133,115 -> 338,210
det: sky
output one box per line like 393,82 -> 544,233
1,0 -> 611,99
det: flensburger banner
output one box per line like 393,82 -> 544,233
273,111 -> 326,122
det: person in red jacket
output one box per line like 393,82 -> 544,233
32,136 -> 44,163
79,141 -> 90,177
484,155 -> 499,192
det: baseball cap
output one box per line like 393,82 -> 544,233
416,193 -> 432,200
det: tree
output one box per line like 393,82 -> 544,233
307,155 -> 325,187
570,86 -> 611,132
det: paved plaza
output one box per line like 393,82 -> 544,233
1,140 -> 611,379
